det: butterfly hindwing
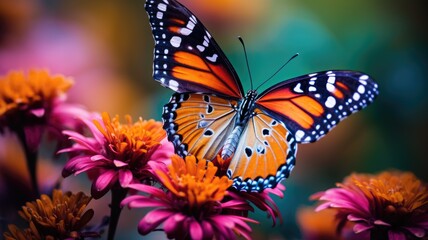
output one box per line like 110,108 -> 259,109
145,0 -> 244,98
163,93 -> 238,160
228,109 -> 297,192
256,71 -> 379,143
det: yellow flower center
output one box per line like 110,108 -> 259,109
157,155 -> 233,209
345,171 -> 428,213
0,70 -> 73,116
94,112 -> 165,164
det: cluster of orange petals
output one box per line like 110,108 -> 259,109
156,155 -> 233,209
94,112 -> 166,161
0,70 -> 73,116
342,171 -> 428,213
4,190 -> 94,240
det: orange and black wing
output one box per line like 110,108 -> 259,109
227,109 -> 297,192
256,71 -> 379,143
163,93 -> 238,161
145,0 -> 244,99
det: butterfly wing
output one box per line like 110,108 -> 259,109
163,93 -> 238,160
145,0 -> 244,98
256,71 -> 379,143
227,109 -> 297,192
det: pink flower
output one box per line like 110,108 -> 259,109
313,171 -> 428,240
0,69 -> 89,151
60,112 -> 174,199
212,155 -> 284,226
122,155 -> 257,240
229,183 -> 284,226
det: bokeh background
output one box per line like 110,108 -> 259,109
1,0 -> 427,239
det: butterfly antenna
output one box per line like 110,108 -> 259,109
238,36 -> 254,90
255,53 -> 299,91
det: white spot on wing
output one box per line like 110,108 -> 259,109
169,80 -> 179,91
180,28 -> 192,36
197,45 -> 205,52
294,83 -> 304,93
186,21 -> 195,30
325,96 -> 336,108
206,54 -> 218,62
326,83 -> 335,92
295,130 -> 305,141
327,76 -> 335,84
157,3 -> 167,11
170,36 -> 182,48
156,12 -> 163,19
358,85 -> 365,94
360,75 -> 369,80
353,92 -> 360,101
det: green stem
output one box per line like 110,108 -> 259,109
107,186 -> 128,240
16,128 -> 39,198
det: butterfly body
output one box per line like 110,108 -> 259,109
221,90 -> 257,159
146,0 -> 379,192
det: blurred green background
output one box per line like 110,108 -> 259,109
1,0 -> 427,239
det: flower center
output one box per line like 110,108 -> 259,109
94,113 -> 165,173
157,155 -> 233,216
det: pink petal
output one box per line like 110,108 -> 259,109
163,213 -> 186,235
91,155 -> 109,161
113,160 -> 128,167
353,222 -> 373,233
121,195 -> 168,208
189,219 -> 203,240
347,214 -> 369,222
150,138 -> 174,162
30,108 -> 45,117
388,231 -> 406,240
138,209 -> 174,235
402,226 -> 426,238
119,169 -> 133,187
373,219 -> 391,226
201,220 -> 214,240
91,170 -> 117,199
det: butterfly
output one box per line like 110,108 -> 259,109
144,0 -> 379,192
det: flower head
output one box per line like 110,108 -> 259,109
212,155 -> 284,226
3,189 -> 100,240
0,69 -> 89,151
60,112 -> 174,199
314,171 -> 428,239
122,155 -> 257,240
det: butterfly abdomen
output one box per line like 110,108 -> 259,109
221,90 -> 258,159
221,125 -> 244,159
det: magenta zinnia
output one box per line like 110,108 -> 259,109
122,155 -> 257,240
60,112 -> 174,199
314,171 -> 428,239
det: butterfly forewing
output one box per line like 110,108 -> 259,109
163,93 -> 238,160
145,0 -> 244,98
256,71 -> 379,143
228,109 -> 297,192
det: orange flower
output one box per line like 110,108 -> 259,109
61,112 -> 174,199
3,189 -> 100,240
157,155 -> 232,209
122,155 -> 256,240
314,171 -> 428,239
0,69 -> 82,151
0,70 -> 72,117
